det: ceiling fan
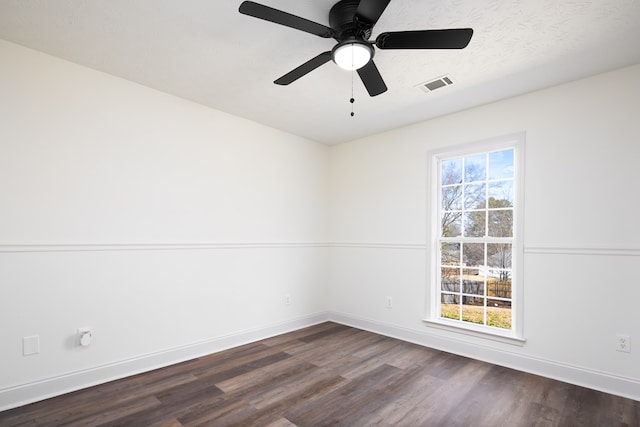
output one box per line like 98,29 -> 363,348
238,0 -> 473,97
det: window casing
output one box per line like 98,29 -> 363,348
426,133 -> 525,342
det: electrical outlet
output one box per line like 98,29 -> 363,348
285,294 -> 291,306
23,335 -> 40,356
616,334 -> 631,353
386,297 -> 393,309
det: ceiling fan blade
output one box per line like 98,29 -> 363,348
274,51 -> 333,85
239,1 -> 334,38
357,60 -> 387,97
376,28 -> 473,49
355,0 -> 391,27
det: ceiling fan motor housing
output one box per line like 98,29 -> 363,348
329,0 -> 375,69
329,0 -> 372,40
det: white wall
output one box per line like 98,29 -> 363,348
0,40 -> 329,409
2,36 -> 639,409
328,64 -> 640,399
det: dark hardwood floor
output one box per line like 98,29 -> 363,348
1,322 -> 638,426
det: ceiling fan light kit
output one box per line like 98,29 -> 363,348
239,0 -> 473,97
332,40 -> 373,70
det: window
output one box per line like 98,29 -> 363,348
426,133 -> 524,342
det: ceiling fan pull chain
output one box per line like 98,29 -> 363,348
350,69 -> 355,117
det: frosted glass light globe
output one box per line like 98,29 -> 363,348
333,43 -> 372,71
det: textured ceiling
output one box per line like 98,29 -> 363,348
1,0 -> 639,144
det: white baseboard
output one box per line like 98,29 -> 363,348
328,312 -> 640,402
0,312 -> 330,412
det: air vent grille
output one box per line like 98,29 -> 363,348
417,75 -> 454,93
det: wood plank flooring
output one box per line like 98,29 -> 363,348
1,322 -> 638,426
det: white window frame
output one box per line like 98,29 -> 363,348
424,133 -> 526,345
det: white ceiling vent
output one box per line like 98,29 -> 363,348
417,75 -> 455,93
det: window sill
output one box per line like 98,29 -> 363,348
422,318 -> 526,346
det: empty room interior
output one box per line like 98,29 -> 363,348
1,0 -> 639,425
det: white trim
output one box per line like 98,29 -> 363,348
0,242 -> 328,253
328,242 -> 427,250
0,242 -> 425,254
426,132 -> 526,340
3,243 -> 636,255
0,312 -> 330,412
525,246 -> 640,257
329,312 -> 640,402
422,318 -> 526,346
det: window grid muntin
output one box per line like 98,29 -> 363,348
437,147 -> 515,331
